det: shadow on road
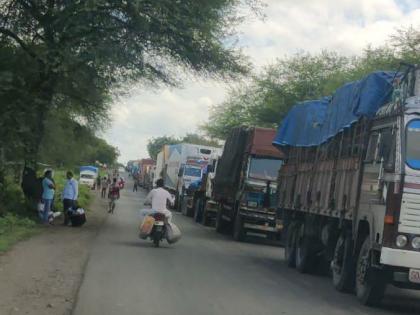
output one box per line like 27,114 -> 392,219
111,239 -> 175,249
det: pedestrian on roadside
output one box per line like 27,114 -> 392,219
101,176 -> 108,198
41,170 -> 55,224
133,179 -> 138,192
62,171 -> 78,226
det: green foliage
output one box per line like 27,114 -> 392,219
0,0 -> 252,167
147,133 -> 221,160
203,27 -> 420,139
38,111 -> 119,167
0,213 -> 38,252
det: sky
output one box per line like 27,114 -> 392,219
104,0 -> 420,164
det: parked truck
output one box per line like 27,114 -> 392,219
275,66 -> 420,306
138,158 -> 155,188
79,165 -> 99,189
180,156 -> 219,219
213,127 -> 284,241
160,143 -> 222,207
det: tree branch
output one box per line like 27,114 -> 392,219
0,27 -> 41,60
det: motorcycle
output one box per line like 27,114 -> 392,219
150,212 -> 167,247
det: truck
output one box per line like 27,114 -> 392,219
138,158 -> 155,188
160,143 -> 222,207
79,165 -> 99,189
274,66 -> 420,306
180,154 -> 220,224
179,157 -> 216,217
213,127 -> 284,241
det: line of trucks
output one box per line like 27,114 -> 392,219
129,64 -> 420,307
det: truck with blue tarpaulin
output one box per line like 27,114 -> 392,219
274,66 -> 420,306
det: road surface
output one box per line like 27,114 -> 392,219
73,179 -> 420,315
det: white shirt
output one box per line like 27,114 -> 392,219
145,187 -> 174,211
63,178 -> 78,200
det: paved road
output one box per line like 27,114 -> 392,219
73,179 -> 420,315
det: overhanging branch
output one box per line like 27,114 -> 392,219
0,27 -> 42,62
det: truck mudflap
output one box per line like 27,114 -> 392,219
380,247 -> 420,269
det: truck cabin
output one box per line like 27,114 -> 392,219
241,156 -> 283,210
178,159 -> 209,190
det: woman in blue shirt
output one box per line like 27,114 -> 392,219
42,170 -> 55,224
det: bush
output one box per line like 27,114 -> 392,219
0,213 -> 37,252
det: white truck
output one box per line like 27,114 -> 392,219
160,143 -> 222,207
79,165 -> 98,189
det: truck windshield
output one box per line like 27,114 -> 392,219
184,167 -> 202,177
406,120 -> 420,169
248,158 -> 283,181
81,174 -> 94,179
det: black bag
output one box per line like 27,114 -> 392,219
70,212 -> 86,227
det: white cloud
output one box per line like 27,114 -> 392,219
104,0 -> 420,163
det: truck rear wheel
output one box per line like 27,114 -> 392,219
295,224 -> 315,273
285,222 -> 298,268
233,213 -> 245,241
215,207 -> 228,233
355,237 -> 386,306
193,199 -> 202,223
332,233 -> 355,292
201,201 -> 210,226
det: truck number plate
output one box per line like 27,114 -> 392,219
409,269 -> 420,283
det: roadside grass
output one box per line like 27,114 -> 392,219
0,214 -> 39,252
0,168 -> 95,253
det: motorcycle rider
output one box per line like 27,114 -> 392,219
141,178 -> 174,222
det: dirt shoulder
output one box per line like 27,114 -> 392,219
0,192 -> 108,315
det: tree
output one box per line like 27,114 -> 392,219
181,133 -> 220,147
147,136 -> 180,160
0,0 -> 252,166
203,27 -> 420,139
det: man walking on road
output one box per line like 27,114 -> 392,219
41,170 -> 55,224
62,171 -> 78,226
133,179 -> 138,192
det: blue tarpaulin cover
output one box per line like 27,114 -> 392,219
273,71 -> 396,147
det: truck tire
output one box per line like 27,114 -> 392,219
215,207 -> 227,233
332,234 -> 355,292
193,199 -> 202,223
295,224 -> 315,274
233,213 -> 245,241
201,201 -> 210,226
285,222 -> 298,268
355,237 -> 386,306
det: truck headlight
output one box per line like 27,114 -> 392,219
412,237 -> 420,249
396,235 -> 408,248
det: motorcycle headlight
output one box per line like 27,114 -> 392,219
396,235 -> 408,248
412,237 -> 420,249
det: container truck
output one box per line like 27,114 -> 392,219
213,127 -> 284,241
138,158 -> 155,187
160,143 -> 222,207
274,66 -> 420,306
